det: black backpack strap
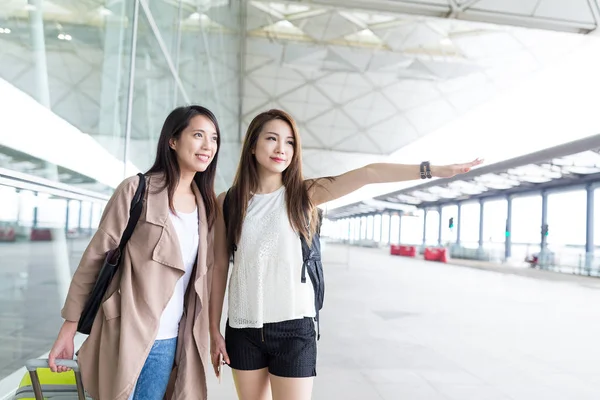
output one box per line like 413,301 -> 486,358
117,173 -> 146,251
316,310 -> 320,340
223,188 -> 236,261
300,210 -> 312,283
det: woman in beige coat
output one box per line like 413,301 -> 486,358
48,105 -> 221,400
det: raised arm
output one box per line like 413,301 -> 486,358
309,159 -> 483,206
209,191 -> 231,374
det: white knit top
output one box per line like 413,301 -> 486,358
227,186 -> 316,328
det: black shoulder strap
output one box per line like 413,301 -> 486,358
117,173 -> 146,251
223,188 -> 231,229
223,188 -> 236,260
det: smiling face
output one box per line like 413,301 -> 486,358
169,114 -> 218,174
252,119 -> 296,175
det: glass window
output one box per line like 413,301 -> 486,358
381,214 -> 390,244
459,201 -> 480,248
401,210 -> 424,245
440,204 -> 458,244
373,214 -> 381,241
425,209 -> 439,245
0,0 -> 241,380
482,199 -> 508,249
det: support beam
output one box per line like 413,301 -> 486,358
541,191 -> 548,251
505,197 -> 512,261
398,214 -> 402,245
437,207 -> 442,246
422,209 -> 428,245
123,0 -> 140,178
585,185 -> 595,270
89,203 -> 94,234
33,191 -> 39,228
456,203 -> 462,245
65,199 -> 70,235
289,0 -> 597,33
387,213 -> 392,245
478,199 -> 484,250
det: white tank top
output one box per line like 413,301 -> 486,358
227,186 -> 316,329
155,208 -> 198,340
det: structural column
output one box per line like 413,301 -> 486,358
359,216 -> 364,240
77,200 -> 83,232
398,213 -> 402,244
32,192 -> 39,228
370,215 -> 375,240
98,0 -> 127,147
89,203 -> 95,234
585,185 -> 595,270
28,0 -> 50,107
347,218 -> 352,242
65,199 -> 70,235
422,209 -> 428,245
478,199 -> 485,252
437,206 -> 442,246
541,191 -> 548,251
456,203 -> 462,245
505,196 -> 512,260
387,213 -> 392,244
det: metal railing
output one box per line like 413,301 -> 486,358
323,237 -> 600,278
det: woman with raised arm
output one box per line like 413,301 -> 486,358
209,109 -> 482,400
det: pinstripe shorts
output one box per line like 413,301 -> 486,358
225,317 -> 317,378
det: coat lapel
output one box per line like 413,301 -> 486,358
144,173 -> 185,273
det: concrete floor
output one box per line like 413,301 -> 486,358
3,240 -> 600,399
208,244 -> 600,399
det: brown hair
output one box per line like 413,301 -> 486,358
226,109 -> 320,256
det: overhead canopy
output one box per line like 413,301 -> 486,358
325,134 -> 600,219
296,0 -> 600,34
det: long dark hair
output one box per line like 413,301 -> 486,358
147,105 -> 221,229
226,109 -> 319,256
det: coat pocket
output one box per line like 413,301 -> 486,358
102,290 -> 121,320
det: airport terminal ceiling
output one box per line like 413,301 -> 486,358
0,0 -> 599,195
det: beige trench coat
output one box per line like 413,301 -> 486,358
61,173 -> 214,400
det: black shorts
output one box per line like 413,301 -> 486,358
225,317 -> 317,378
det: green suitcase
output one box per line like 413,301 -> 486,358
12,359 -> 91,400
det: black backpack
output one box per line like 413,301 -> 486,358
223,188 -> 325,339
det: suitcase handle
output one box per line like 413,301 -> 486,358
25,359 -> 79,372
25,359 -> 86,400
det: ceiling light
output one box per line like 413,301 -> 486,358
0,28 -> 11,34
189,12 -> 201,20
274,20 -> 295,28
99,7 -> 113,16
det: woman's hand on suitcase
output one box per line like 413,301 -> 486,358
48,321 -> 77,373
210,331 -> 230,378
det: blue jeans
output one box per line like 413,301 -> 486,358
128,337 -> 177,400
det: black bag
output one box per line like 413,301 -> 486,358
223,188 -> 325,339
77,173 -> 146,334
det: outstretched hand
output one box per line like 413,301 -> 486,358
435,158 -> 484,178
